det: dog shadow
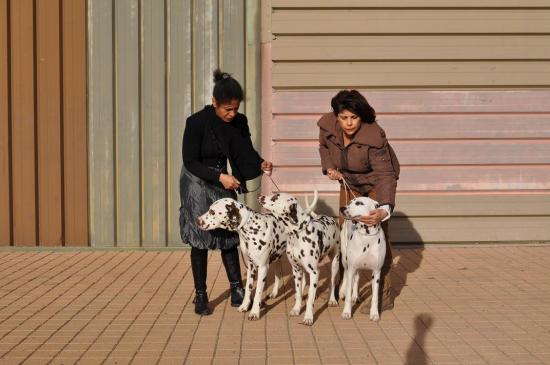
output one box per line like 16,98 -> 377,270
390,214 -> 424,302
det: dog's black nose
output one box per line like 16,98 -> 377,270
196,217 -> 203,227
339,207 -> 347,214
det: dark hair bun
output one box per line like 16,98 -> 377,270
213,69 -> 231,83
212,69 -> 244,103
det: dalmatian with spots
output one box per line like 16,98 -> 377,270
339,196 -> 386,321
196,198 -> 288,320
258,190 -> 340,325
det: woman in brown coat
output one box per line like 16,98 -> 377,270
318,89 -> 400,313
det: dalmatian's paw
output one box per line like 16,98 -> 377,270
370,310 -> 380,322
248,310 -> 260,321
289,307 -> 301,316
302,317 -> 314,326
328,298 -> 339,307
238,302 -> 250,312
341,311 -> 352,320
351,295 -> 359,304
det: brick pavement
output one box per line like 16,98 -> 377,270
0,246 -> 549,364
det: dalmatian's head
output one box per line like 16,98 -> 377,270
258,192 -> 302,226
196,198 -> 249,231
340,196 -> 380,235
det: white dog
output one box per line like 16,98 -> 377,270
258,191 -> 340,325
196,198 -> 288,320
339,196 -> 387,321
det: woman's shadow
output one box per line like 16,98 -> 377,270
405,313 -> 434,365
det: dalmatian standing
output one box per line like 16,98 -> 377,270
196,198 -> 288,320
258,191 -> 340,325
339,196 -> 387,321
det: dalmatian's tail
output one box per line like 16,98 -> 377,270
304,189 -> 319,217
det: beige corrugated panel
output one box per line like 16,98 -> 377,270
264,2 -> 550,243
87,0 -> 262,247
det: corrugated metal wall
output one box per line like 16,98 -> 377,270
261,0 -> 550,242
87,0 -> 261,247
0,0 -> 88,247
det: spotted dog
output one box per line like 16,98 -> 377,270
339,196 -> 386,321
196,198 -> 288,320
258,191 -> 340,325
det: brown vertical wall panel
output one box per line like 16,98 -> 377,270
0,0 -> 10,245
36,0 -> 62,246
10,0 -> 36,246
62,0 -> 88,246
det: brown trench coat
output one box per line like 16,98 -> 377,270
318,113 -> 400,208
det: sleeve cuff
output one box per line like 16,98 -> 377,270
379,204 -> 392,222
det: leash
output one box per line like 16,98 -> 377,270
338,169 -> 357,201
234,170 -> 281,194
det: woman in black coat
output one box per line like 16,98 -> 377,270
180,69 -> 272,315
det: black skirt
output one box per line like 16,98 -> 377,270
179,168 -> 239,250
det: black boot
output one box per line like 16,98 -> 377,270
191,248 -> 211,315
193,290 -> 211,315
222,248 -> 245,307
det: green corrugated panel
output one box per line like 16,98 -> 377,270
88,0 -> 115,247
87,0 -> 260,247
115,0 -> 141,247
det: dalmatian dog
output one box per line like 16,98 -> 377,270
339,196 -> 386,321
196,198 -> 288,320
258,190 -> 340,325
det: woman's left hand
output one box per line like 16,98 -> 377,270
354,208 -> 388,226
261,160 -> 273,176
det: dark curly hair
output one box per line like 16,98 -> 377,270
331,90 -> 376,124
212,69 -> 243,103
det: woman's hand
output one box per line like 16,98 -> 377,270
354,208 -> 388,226
219,173 -> 241,190
261,160 -> 273,176
326,168 -> 342,181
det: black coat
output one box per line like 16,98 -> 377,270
182,105 -> 263,193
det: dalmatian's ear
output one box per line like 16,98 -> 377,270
226,203 -> 242,229
288,202 -> 298,224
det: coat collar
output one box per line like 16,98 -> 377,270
317,112 -> 386,148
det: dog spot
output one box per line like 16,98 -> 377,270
363,247 -> 366,252
313,283 -> 317,288
378,238 -> 380,244
270,193 -> 280,202
355,201 -> 364,206
376,279 -> 379,283
225,203 -> 241,228
209,209 -> 215,215
289,203 -> 298,224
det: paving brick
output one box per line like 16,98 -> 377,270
0,247 -> 549,364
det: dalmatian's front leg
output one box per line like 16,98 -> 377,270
249,264 -> 268,320
352,272 -> 360,304
289,262 -> 303,316
238,263 -> 255,312
268,273 -> 280,299
370,269 -> 381,321
328,250 -> 340,306
342,265 -> 356,319
303,264 -> 319,325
